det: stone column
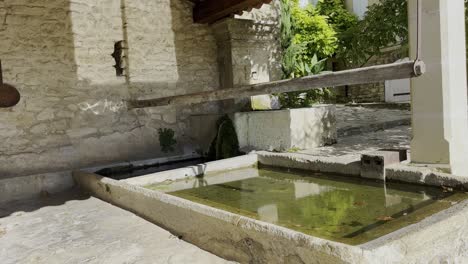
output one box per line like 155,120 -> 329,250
212,17 -> 281,111
409,0 -> 468,175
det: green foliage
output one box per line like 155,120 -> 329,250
279,54 -> 328,108
280,0 -> 412,106
208,115 -> 240,161
281,0 -> 338,79
279,54 -> 335,108
296,54 -> 327,76
316,0 -> 358,59
338,0 -> 408,67
158,128 -> 177,153
316,0 -> 358,37
279,0 -> 339,108
280,0 -> 293,51
291,4 -> 338,60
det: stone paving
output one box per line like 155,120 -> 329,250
0,190 -> 230,264
335,105 -> 411,137
298,125 -> 411,158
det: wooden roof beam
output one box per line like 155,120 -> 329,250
193,0 -> 272,24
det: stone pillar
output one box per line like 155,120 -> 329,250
409,0 -> 468,176
212,17 -> 281,111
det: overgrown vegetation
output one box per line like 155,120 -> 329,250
158,128 -> 177,153
279,0 -> 410,107
208,115 -> 240,161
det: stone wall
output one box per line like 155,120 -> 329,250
0,0 -> 280,179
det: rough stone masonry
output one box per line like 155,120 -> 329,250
0,0 -> 281,183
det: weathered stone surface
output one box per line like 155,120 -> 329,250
189,114 -> 224,154
361,149 -> 408,180
0,0 -> 280,178
234,105 -> 337,151
0,191 -> 229,264
212,3 -> 281,110
251,94 -> 281,110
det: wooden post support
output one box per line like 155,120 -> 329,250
127,60 -> 425,109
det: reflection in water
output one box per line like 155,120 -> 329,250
147,167 -> 466,245
294,182 -> 335,199
258,204 -> 278,223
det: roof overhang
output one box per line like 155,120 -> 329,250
189,0 -> 273,24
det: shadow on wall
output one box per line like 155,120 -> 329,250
0,0 -> 222,178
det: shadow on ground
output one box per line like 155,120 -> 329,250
0,188 -> 90,219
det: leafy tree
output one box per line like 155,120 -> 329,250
291,4 -> 338,61
316,0 -> 358,44
338,0 -> 408,67
281,0 -> 337,78
279,0 -> 339,108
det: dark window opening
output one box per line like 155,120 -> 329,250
111,41 -> 124,76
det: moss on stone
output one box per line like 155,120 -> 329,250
208,115 -> 240,160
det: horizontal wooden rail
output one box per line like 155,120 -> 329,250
127,60 -> 425,109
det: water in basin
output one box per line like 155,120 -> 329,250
145,166 -> 466,245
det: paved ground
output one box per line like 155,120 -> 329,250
0,190 -> 230,264
299,125 -> 410,158
335,105 -> 410,137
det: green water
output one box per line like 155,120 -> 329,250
146,167 -> 466,245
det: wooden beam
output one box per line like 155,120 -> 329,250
127,61 -> 425,109
193,0 -> 272,24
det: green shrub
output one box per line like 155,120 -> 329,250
279,54 -> 334,108
279,0 -> 339,107
316,0 -> 358,34
158,128 -> 177,153
208,115 -> 240,161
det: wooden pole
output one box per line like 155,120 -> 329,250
127,60 -> 425,109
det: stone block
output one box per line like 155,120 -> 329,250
251,94 -> 281,110
189,114 -> 224,154
233,105 -> 337,151
361,149 -> 408,180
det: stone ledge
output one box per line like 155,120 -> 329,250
73,152 -> 468,263
386,163 -> 468,190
